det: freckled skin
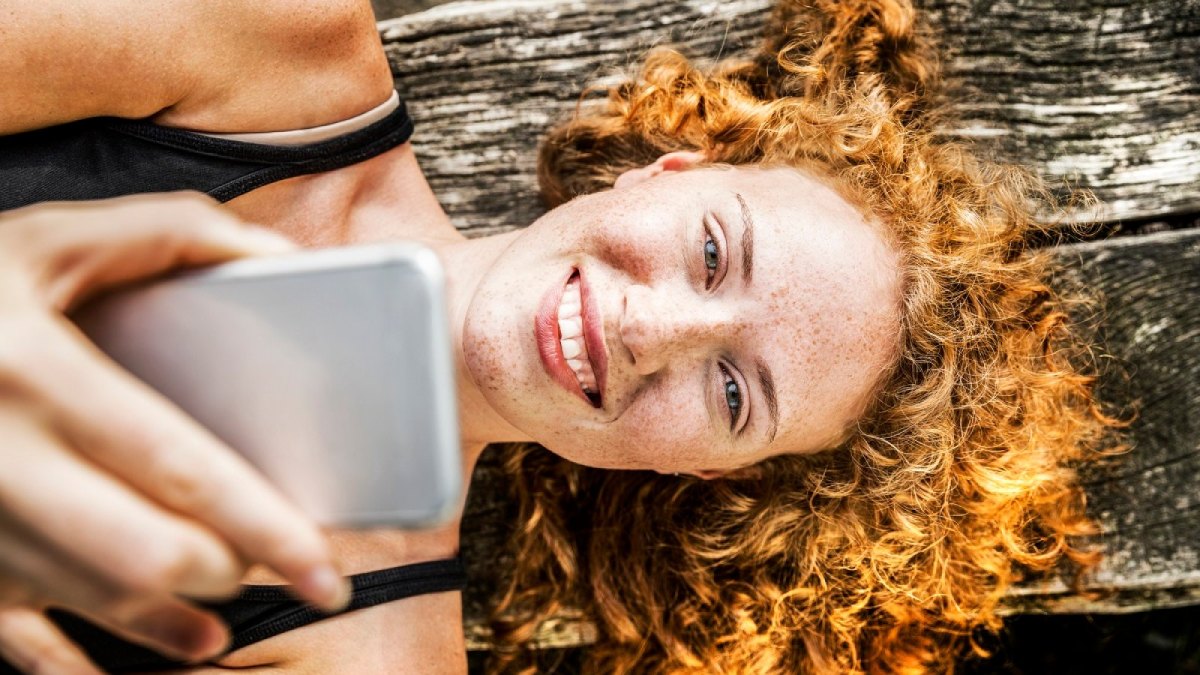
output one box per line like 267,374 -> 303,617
462,166 -> 902,475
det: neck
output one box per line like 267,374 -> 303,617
340,144 -> 534,453
241,142 -> 536,467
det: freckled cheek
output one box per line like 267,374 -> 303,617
604,396 -> 715,470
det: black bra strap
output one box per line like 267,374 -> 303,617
105,98 -> 416,203
19,557 -> 468,674
216,557 -> 468,651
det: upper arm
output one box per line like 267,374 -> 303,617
0,1 -> 204,134
0,0 -> 393,135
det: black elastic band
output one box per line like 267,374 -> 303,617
105,99 -> 416,203
217,557 -> 467,651
14,557 -> 468,674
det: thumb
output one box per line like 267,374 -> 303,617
1,192 -> 297,311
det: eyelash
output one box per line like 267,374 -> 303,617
701,220 -> 744,432
702,222 -> 723,289
718,363 -> 744,432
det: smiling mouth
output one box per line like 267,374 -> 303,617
557,273 -> 601,404
535,269 -> 604,408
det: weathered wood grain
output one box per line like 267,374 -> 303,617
379,0 -> 1200,234
455,227 -> 1200,647
370,0 -> 452,19
1004,229 -> 1200,615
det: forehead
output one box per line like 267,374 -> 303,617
683,166 -> 902,455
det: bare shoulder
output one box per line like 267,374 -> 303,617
160,0 -> 395,132
229,0 -> 381,56
0,0 -> 392,135
0,0 -> 194,133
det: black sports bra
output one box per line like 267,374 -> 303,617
0,95 -> 414,210
0,558 -> 466,674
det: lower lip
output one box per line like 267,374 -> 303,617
534,269 -> 592,405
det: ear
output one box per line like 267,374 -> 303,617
613,150 -> 709,190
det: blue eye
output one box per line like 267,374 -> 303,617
719,364 -> 743,430
704,236 -> 719,276
700,218 -> 720,285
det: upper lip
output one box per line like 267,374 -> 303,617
578,268 -> 609,408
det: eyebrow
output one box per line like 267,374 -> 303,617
755,359 -> 779,444
735,192 -> 754,285
734,193 -> 775,443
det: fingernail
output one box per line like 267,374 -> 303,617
143,617 -> 228,662
302,566 -> 351,613
188,622 -> 231,662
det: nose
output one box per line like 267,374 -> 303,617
619,283 -> 738,375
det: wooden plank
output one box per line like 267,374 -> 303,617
455,227 -> 1200,647
1004,229 -> 1200,614
379,0 -> 1200,235
370,0 -> 451,19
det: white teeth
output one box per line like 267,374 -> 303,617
560,283 -> 581,314
556,275 -> 598,400
558,317 -> 582,338
577,360 -> 596,391
561,337 -> 583,359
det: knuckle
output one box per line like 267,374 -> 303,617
108,423 -> 221,516
120,543 -> 194,595
152,452 -> 219,516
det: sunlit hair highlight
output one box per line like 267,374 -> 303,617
486,1 -> 1121,672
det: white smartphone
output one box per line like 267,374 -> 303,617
72,244 -> 461,528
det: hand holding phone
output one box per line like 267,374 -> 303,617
0,194 -> 347,669
73,242 -> 463,529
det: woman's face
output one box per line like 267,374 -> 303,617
462,164 -> 901,475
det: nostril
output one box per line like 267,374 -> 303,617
620,283 -> 658,373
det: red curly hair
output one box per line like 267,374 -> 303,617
485,0 -> 1121,672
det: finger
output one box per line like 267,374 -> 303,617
1,192 -> 296,310
29,329 -> 348,611
0,534 -> 229,664
67,596 -> 229,665
0,607 -> 104,675
0,410 -> 244,601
